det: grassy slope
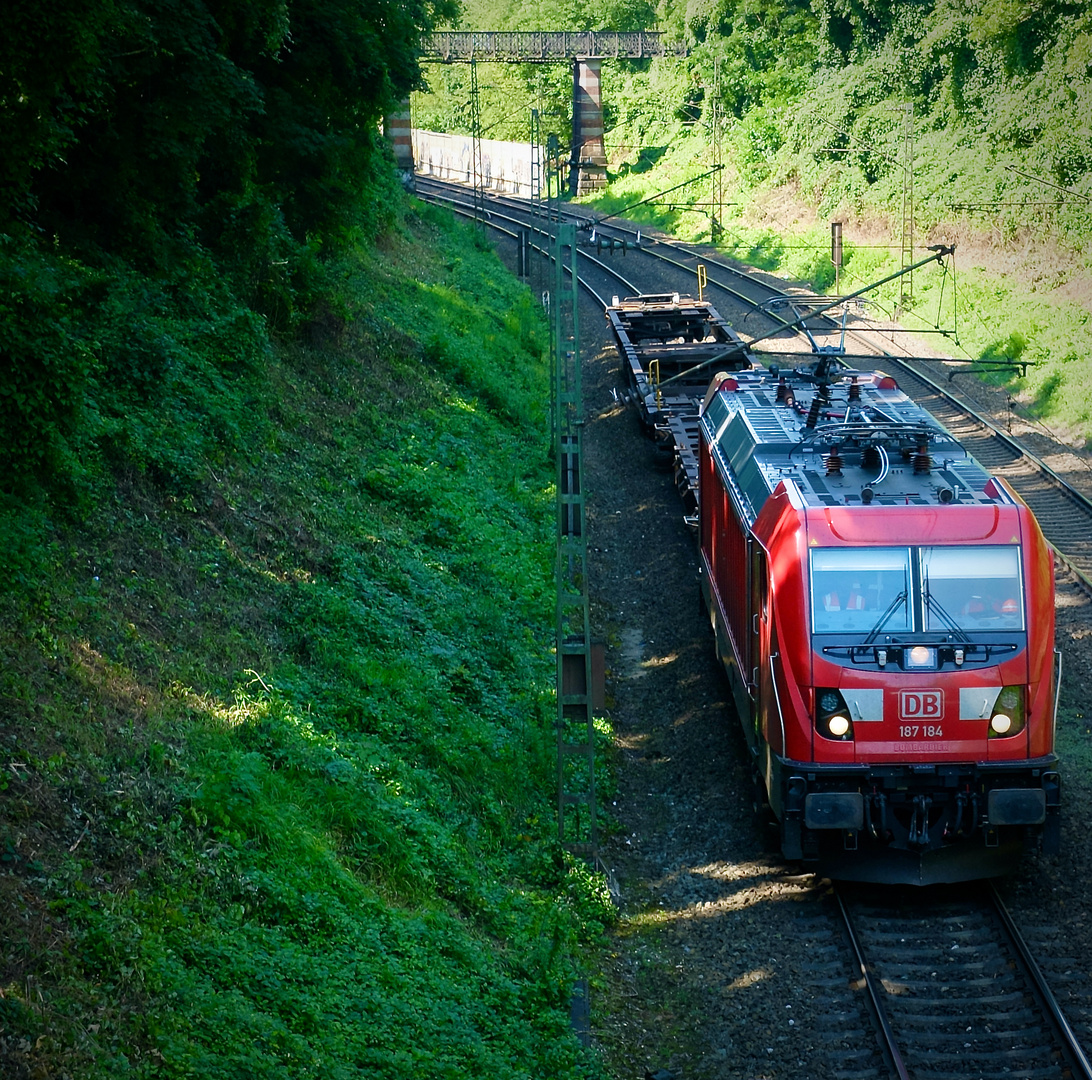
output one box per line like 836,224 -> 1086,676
0,202 -> 612,1079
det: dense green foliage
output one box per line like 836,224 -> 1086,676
422,0 -> 1091,244
418,0 -> 1092,439
0,2 -> 617,1076
0,0 -> 456,493
0,204 -> 612,1078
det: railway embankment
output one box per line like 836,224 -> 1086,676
0,206 -> 611,1079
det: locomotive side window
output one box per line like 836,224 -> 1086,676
810,547 -> 911,633
920,546 -> 1024,630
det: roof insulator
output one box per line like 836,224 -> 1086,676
805,396 -> 823,429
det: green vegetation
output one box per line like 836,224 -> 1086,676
5,0 -> 1091,1073
422,0 -> 1092,443
1,2 -> 615,1075
0,201 -> 614,1078
1,0 -> 457,496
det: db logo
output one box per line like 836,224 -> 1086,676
899,690 -> 942,720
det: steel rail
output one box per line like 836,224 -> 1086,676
416,178 -> 793,335
834,887 -> 912,1080
988,883 -> 1092,1080
451,188 -> 865,339
838,884 -> 1092,1080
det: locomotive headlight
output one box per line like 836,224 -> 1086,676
827,714 -> 851,737
988,685 -> 1026,738
906,646 -> 937,669
816,688 -> 854,741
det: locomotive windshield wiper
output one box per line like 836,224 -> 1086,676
863,590 -> 908,645
923,572 -> 972,643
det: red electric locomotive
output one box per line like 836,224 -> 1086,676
697,359 -> 1061,884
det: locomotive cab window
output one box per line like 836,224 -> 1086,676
810,545 -> 1026,637
920,545 -> 1024,631
810,547 -> 911,634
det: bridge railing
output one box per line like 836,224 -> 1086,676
421,31 -> 688,62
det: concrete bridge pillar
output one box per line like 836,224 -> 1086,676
570,59 -> 607,195
384,101 -> 415,191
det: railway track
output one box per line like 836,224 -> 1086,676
552,200 -> 1092,589
416,175 -> 1092,592
835,884 -> 1092,1080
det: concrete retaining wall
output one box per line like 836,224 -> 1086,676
412,129 -> 542,197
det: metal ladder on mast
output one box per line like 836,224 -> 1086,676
552,223 -> 597,859
470,58 -> 486,227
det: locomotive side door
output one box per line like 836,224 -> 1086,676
748,540 -> 769,744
